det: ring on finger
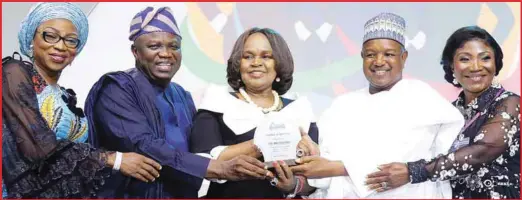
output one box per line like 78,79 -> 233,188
380,181 -> 389,189
270,178 -> 278,186
296,149 -> 305,157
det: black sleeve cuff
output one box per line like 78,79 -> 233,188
407,159 -> 429,184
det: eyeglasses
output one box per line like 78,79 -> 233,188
39,31 -> 80,49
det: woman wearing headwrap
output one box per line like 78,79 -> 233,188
2,3 -> 162,198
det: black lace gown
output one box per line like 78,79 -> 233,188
2,54 -> 111,198
409,85 -> 520,199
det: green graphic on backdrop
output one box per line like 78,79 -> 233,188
180,18 -> 363,92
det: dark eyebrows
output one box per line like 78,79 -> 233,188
144,39 -> 179,45
42,27 -> 59,33
261,50 -> 273,55
478,50 -> 492,57
455,52 -> 471,57
42,27 -> 78,38
385,49 -> 400,53
242,49 -> 273,54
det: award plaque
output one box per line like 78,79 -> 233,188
253,112 -> 301,168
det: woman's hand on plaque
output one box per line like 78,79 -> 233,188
271,160 -> 297,193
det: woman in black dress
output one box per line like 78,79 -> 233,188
190,27 -> 319,198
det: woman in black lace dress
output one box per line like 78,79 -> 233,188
2,3 -> 161,198
365,26 -> 520,199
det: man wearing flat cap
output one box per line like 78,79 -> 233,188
291,13 -> 464,198
84,6 -> 272,198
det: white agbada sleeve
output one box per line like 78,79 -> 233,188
403,80 -> 464,157
306,93 -> 364,198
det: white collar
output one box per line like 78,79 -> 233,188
199,84 -> 316,135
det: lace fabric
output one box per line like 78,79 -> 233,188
409,86 -> 520,198
2,53 -> 112,198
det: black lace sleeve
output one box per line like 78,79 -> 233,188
2,55 -> 111,198
408,94 -> 520,183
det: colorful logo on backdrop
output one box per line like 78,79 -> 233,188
180,2 -> 520,99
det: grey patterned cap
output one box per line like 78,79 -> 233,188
363,12 -> 406,46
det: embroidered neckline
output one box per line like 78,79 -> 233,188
30,67 -> 49,94
454,84 -> 504,120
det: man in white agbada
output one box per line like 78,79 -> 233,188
291,13 -> 465,198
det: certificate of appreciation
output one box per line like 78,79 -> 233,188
254,112 -> 301,167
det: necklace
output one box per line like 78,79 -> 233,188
239,87 -> 280,114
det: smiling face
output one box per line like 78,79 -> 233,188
452,39 -> 496,95
132,32 -> 182,86
239,32 -> 277,92
32,18 -> 79,74
362,39 -> 408,94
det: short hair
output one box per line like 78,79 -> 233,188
226,27 -> 294,95
440,26 -> 503,87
